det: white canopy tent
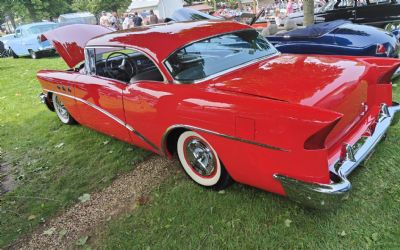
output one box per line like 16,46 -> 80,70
128,0 -> 184,19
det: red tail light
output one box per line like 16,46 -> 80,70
304,119 -> 340,150
376,44 -> 387,55
38,34 -> 47,43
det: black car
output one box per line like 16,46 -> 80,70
289,0 -> 400,30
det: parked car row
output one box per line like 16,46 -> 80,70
288,0 -> 400,30
170,8 -> 400,60
0,12 -> 97,59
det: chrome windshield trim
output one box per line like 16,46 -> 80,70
274,102 -> 400,209
161,124 -> 289,156
44,89 -> 160,152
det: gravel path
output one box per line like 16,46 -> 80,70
12,156 -> 176,250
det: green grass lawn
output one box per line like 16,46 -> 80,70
95,88 -> 400,247
0,57 -> 150,247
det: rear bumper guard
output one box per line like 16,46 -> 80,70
39,92 -> 55,111
274,102 -> 400,209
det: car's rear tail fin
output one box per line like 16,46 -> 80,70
360,57 -> 400,84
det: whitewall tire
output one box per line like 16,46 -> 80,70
52,94 -> 76,125
177,131 -> 232,189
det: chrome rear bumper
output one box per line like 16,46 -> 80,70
39,93 -> 46,103
39,92 -> 55,111
274,102 -> 400,209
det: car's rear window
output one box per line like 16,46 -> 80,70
164,29 -> 277,83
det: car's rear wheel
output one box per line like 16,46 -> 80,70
177,131 -> 232,190
10,49 -> 18,58
52,94 -> 76,125
29,50 -> 39,59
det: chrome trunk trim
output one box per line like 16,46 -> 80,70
274,102 -> 400,209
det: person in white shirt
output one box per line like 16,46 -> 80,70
122,13 -> 133,29
99,11 -> 110,27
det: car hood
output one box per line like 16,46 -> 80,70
41,24 -> 113,68
211,54 -> 367,107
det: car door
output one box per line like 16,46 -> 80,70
10,28 -> 24,55
123,80 -> 174,153
74,47 -> 132,144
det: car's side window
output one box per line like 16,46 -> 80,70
84,47 -> 164,84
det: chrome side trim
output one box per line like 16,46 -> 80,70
161,124 -> 289,156
274,102 -> 400,209
44,89 -> 160,152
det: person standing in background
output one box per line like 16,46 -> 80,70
148,10 -> 158,25
286,0 -> 294,15
99,11 -> 110,27
274,9 -> 284,26
132,12 -> 143,27
109,12 -> 120,30
122,13 -> 133,29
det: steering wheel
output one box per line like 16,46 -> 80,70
104,51 -> 137,81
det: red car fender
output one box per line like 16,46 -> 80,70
160,89 -> 343,194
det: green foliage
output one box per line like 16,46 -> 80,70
72,0 -> 131,15
1,0 -> 73,23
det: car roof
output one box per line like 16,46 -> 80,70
86,20 -> 251,63
17,22 -> 56,29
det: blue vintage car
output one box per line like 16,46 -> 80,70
7,22 -> 58,59
265,20 -> 399,58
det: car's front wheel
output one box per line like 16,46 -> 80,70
177,131 -> 232,190
52,94 -> 76,125
29,50 -> 39,59
10,49 -> 18,58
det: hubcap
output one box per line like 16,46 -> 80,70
185,138 -> 216,176
54,95 -> 69,121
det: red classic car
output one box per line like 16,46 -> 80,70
38,21 -> 400,208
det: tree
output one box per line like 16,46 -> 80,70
303,0 -> 314,26
72,0 -> 132,15
1,0 -> 73,24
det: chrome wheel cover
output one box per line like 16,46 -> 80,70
54,95 -> 70,123
185,138 -> 216,176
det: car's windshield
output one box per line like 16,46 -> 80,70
26,24 -> 57,35
165,29 -> 277,82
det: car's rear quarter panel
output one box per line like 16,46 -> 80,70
37,70 -> 81,121
153,85 -> 340,194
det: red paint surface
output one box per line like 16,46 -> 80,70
37,21 -> 400,196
